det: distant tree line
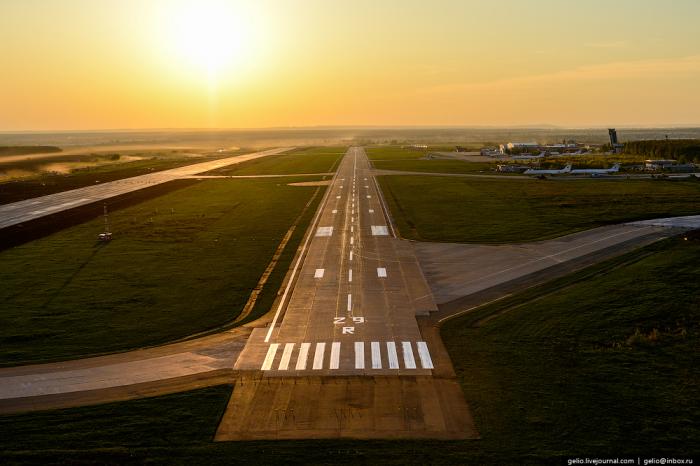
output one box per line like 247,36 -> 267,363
0,146 -> 62,156
624,139 -> 700,163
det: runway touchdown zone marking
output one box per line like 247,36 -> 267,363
316,226 -> 334,237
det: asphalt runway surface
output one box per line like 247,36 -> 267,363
0,147 -> 291,229
217,147 -> 479,439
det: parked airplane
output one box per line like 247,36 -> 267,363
523,164 -> 572,175
570,163 -> 620,175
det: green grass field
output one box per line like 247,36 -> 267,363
379,175 -> 700,243
366,146 -> 428,160
373,158 -> 496,174
208,146 -> 346,176
0,177 -> 323,366
2,238 -> 696,464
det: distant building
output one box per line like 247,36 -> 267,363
608,128 -> 624,153
645,159 -> 677,170
480,147 -> 500,156
496,164 -> 529,173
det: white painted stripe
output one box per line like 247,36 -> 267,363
369,209 -> 374,213
351,217 -> 354,222
340,186 -> 343,189
296,342 -> 311,370
365,185 -> 369,188
351,225 -> 354,232
278,343 -> 295,370
349,250 -> 353,261
350,237 -> 354,245
402,342 -> 417,369
366,195 -> 371,198
377,267 -> 387,278
314,268 -> 325,278
417,341 -> 434,369
313,343 -> 326,370
355,342 -> 365,369
316,226 -> 333,236
371,225 -> 389,236
347,294 -> 352,311
332,209 -> 338,214
348,269 -> 353,282
330,342 -> 341,369
336,195 -> 341,199
261,343 -> 279,371
371,342 -> 382,369
387,342 -> 399,369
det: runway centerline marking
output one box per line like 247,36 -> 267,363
369,209 -> 374,213
347,294 -> 352,311
348,269 -> 353,282
314,268 -> 325,279
332,209 -> 338,214
377,267 -> 387,278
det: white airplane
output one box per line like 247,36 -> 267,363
570,164 -> 620,175
524,164 -> 572,175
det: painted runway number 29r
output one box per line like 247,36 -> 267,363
334,316 -> 364,334
333,317 -> 365,324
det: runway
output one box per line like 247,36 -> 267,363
233,147 -> 439,375
217,147 -> 478,439
0,147 -> 292,230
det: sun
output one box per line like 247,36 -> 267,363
162,0 -> 255,79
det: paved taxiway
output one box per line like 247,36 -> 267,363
0,147 -> 292,229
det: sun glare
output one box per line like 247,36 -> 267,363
161,0 -> 256,80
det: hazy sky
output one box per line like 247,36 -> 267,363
2,0 -> 700,130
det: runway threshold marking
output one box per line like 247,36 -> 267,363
417,341 -> 434,369
387,342 -> 399,369
330,342 -> 341,369
313,343 -> 326,370
261,343 -> 279,371
278,343 -> 295,370
296,342 -> 311,370
371,342 -> 382,369
355,342 -> 365,369
402,342 -> 417,369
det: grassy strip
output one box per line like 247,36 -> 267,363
372,158 -> 495,174
379,175 -> 700,243
365,146 -> 428,160
207,147 -> 346,176
1,239 -> 697,463
441,236 -> 700,460
0,177 -> 324,366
